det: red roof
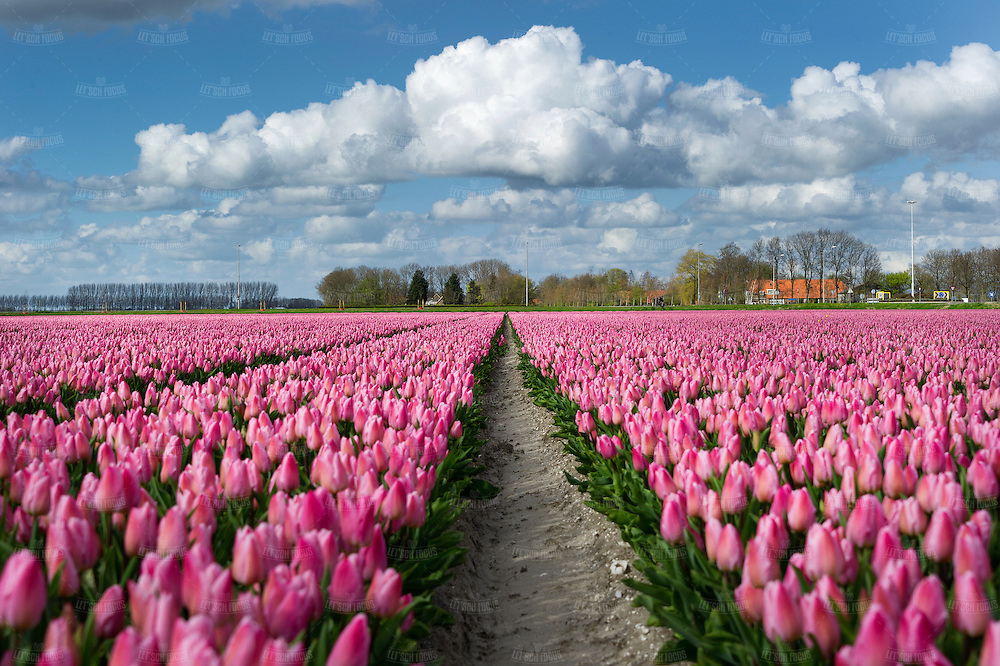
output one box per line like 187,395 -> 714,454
749,279 -> 846,300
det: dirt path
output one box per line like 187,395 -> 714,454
427,320 -> 671,664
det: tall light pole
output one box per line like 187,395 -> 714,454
236,244 -> 241,310
828,244 -> 837,303
524,241 -> 529,307
697,242 -> 702,305
907,200 -> 917,302
771,252 -> 776,305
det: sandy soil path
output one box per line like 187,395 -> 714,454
427,319 -> 671,664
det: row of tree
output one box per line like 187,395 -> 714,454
318,260 -> 531,306
0,281 -> 280,312
672,230 -> 884,305
917,247 -> 1000,301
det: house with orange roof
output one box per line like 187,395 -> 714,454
746,278 -> 848,304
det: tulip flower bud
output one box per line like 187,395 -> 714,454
232,526 -> 265,586
660,494 -> 687,545
327,613 -> 370,666
980,621 -> 1000,666
845,494 -> 886,548
126,503 -> 159,559
922,510 -> 956,562
908,574 -> 948,637
94,584 -> 126,639
0,550 -> 47,631
763,581 -> 802,644
715,524 -> 744,572
850,603 -> 897,664
952,572 -> 991,636
786,489 -> 815,533
800,591 -> 840,658
954,523 -> 991,583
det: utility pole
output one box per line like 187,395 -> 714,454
525,241 -> 529,307
907,201 -> 917,302
236,244 -> 241,310
697,242 -> 702,305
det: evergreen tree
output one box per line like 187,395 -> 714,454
466,279 -> 481,305
443,272 -> 464,305
406,270 -> 429,305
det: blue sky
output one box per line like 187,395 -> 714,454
2,0 -> 999,297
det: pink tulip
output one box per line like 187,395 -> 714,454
907,575 -> 948,637
262,566 -> 322,642
786,488 -> 815,533
126,503 -> 159,558
954,523 -> 992,582
340,498 -> 375,549
922,509 -> 956,562
223,618 -> 268,666
232,526 -> 265,585
108,627 -> 160,666
365,567 -> 403,618
720,467 -> 748,514
261,639 -> 307,666
0,550 -> 46,630
871,527 -> 902,577
269,452 -> 300,493
22,469 -> 51,516
952,572 -> 991,636
849,603 -> 896,666
969,458 -> 999,499
715,524 -> 744,572
94,584 -> 126,639
845,494 -> 887,548
93,464 -> 126,513
744,537 -> 780,587
981,621 -> 1000,666
660,493 -> 687,544
897,497 -> 928,536
158,506 -> 188,558
735,578 -> 764,624
763,581 -> 802,644
800,591 -> 840,658
756,514 -> 790,558
896,607 -> 936,663
327,613 -> 370,666
40,616 -> 80,666
329,555 -> 365,613
381,479 -> 407,521
803,523 -> 843,582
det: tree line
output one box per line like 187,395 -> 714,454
317,260 -> 531,306
0,281 -> 280,312
917,247 -> 1000,301
671,230 -> 883,305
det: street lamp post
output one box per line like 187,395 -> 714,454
697,242 -> 702,305
771,254 -> 776,305
907,201 -> 917,302
821,246 -> 824,304
525,241 -> 528,307
828,244 -> 837,303
236,244 -> 241,310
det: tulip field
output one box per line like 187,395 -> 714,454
0,312 -> 505,665
511,310 -> 1000,665
5,308 -> 1000,665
